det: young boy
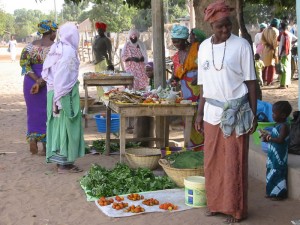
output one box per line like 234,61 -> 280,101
255,53 -> 265,87
145,62 -> 154,90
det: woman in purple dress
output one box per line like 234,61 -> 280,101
20,20 -> 58,155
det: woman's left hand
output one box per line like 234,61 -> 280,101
30,83 -> 40,94
248,117 -> 258,134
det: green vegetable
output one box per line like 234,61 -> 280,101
86,140 -> 141,154
80,163 -> 176,198
165,150 -> 204,169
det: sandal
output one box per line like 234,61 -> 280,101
270,196 -> 284,201
205,210 -> 219,217
57,165 -> 83,174
223,216 -> 242,224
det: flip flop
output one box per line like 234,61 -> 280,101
57,165 -> 83,174
205,210 -> 219,216
223,216 -> 242,224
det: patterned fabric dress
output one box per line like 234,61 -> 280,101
121,42 -> 148,90
20,43 -> 51,143
266,123 -> 289,198
172,42 -> 204,148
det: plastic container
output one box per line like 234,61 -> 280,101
184,176 -> 206,207
93,113 -> 120,133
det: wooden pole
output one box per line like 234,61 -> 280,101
151,0 -> 166,89
297,0 -> 300,110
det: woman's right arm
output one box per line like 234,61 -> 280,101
194,90 -> 205,133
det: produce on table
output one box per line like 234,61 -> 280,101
112,202 -> 128,210
159,203 -> 178,211
164,150 -> 204,169
97,196 -> 114,206
80,163 -> 176,199
124,205 -> 145,213
142,198 -> 159,206
127,193 -> 144,201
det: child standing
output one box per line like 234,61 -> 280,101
261,101 -> 292,200
255,53 -> 265,87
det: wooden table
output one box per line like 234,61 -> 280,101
105,101 -> 196,161
83,74 -> 134,127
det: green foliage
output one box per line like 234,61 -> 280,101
80,163 -> 176,198
89,0 -> 137,32
86,140 -> 141,154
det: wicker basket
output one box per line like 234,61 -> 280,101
158,159 -> 204,188
125,148 -> 162,170
80,97 -> 95,110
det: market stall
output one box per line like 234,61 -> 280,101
105,101 -> 196,162
83,72 -> 134,127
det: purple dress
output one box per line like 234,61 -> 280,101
20,43 -> 51,143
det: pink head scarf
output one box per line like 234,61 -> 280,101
204,0 -> 234,23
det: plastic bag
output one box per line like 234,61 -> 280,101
288,111 -> 300,155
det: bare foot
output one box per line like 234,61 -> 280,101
29,140 -> 38,154
223,216 -> 242,224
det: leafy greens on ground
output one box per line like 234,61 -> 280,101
80,163 -> 176,198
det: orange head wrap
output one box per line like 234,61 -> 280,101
204,0 -> 234,23
95,22 -> 107,31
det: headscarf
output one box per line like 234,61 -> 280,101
191,28 -> 206,43
37,20 -> 58,36
204,0 -> 234,23
270,18 -> 280,29
121,28 -> 148,64
42,23 -> 80,104
95,22 -> 107,31
259,23 -> 267,29
128,28 -> 140,40
145,62 -> 153,68
171,25 -> 189,39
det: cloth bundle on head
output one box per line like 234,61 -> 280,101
95,22 -> 107,31
270,18 -> 280,29
42,23 -> 80,103
259,23 -> 267,29
171,25 -> 189,39
191,28 -> 206,43
128,28 -> 140,39
204,0 -> 234,23
37,20 -> 58,35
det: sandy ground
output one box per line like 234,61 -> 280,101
1,48 -> 300,225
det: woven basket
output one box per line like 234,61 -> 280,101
158,159 -> 204,188
125,148 -> 162,170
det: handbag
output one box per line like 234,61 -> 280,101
275,63 -> 283,74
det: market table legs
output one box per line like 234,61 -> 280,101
183,115 -> 193,147
105,107 -> 111,156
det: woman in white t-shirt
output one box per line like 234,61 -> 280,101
8,36 -> 17,62
194,1 -> 257,224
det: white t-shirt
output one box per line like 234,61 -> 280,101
197,34 -> 256,125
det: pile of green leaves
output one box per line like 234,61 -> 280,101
86,140 -> 141,154
80,163 -> 176,198
164,150 -> 204,169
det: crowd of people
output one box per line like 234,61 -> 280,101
17,0 -> 297,223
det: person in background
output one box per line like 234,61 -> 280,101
254,23 -> 267,57
261,18 -> 280,86
190,28 -> 207,45
121,28 -> 148,133
92,22 -> 114,99
8,35 -> 17,62
260,101 -> 292,201
38,23 -> 85,173
195,1 -> 257,223
145,62 -> 154,90
20,20 -> 58,156
121,28 -> 148,91
254,53 -> 265,87
277,22 -> 298,89
171,24 -> 204,150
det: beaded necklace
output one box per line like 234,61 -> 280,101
211,36 -> 226,71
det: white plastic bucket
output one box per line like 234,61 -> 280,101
184,176 -> 206,207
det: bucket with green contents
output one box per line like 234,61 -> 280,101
184,176 -> 206,207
